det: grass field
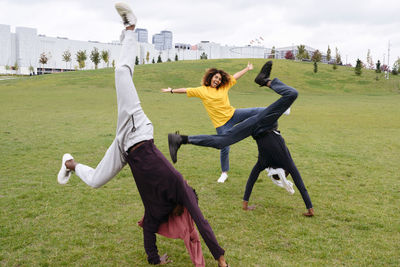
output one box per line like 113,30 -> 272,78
1,59 -> 400,266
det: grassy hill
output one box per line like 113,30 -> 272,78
1,59 -> 399,266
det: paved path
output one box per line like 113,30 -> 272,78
0,77 -> 16,81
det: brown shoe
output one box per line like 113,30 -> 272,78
303,208 -> 314,217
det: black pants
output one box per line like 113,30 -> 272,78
243,131 -> 313,209
188,78 -> 297,148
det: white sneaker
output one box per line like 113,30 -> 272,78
115,2 -> 137,26
266,168 -> 295,195
57,153 -> 74,184
217,173 -> 228,183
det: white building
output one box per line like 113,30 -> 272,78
0,24 -> 122,75
273,45 -> 331,63
1,24 -> 327,75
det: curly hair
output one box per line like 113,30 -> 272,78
202,68 -> 230,89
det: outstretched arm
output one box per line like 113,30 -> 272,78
233,62 -> 253,80
161,87 -> 187,94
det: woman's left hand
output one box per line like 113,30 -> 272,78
161,87 -> 172,93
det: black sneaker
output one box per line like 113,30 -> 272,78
254,61 -> 273,86
168,132 -> 182,163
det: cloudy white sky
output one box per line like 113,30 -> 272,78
1,0 -> 399,66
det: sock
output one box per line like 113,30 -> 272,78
181,135 -> 188,144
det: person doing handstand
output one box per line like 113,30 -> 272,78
57,3 -> 229,266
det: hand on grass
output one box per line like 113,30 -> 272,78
159,253 -> 172,265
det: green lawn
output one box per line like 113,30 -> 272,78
1,59 -> 400,266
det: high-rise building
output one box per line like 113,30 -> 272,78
135,28 -> 148,43
152,30 -> 173,50
152,33 -> 163,50
161,31 -> 172,50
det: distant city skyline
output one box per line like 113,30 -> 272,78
1,0 -> 399,67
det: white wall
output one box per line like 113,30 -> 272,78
0,24 -> 12,66
0,24 -> 271,75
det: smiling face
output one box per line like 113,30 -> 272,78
210,73 -> 222,88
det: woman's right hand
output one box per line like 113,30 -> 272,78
159,253 -> 172,265
161,87 -> 172,93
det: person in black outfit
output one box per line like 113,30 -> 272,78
242,124 -> 314,217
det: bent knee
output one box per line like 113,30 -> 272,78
288,88 -> 298,100
115,65 -> 132,77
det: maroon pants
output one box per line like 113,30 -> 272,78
126,140 -> 224,264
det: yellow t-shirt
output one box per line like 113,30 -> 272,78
186,76 -> 237,128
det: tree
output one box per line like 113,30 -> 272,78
333,63 -> 337,70
175,54 -> 178,61
366,49 -> 374,69
392,58 -> 400,75
13,62 -> 19,75
135,56 -> 139,65
313,61 -> 318,73
285,50 -> 294,60
200,52 -> 208,60
269,46 -> 276,59
90,47 -> 101,69
157,54 -> 162,63
39,52 -> 48,74
311,50 -> 322,62
29,65 -> 34,75
304,50 -> 310,60
296,45 -> 306,60
376,60 -> 381,73
76,50 -> 87,70
62,50 -> 72,69
152,58 -> 155,64
101,50 -> 110,67
355,59 -> 362,76
395,58 -> 400,72
112,59 -> 115,68
167,58 -> 171,62
326,46 -> 331,62
146,51 -> 150,63
335,47 -> 342,65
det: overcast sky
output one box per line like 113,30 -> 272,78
1,0 -> 399,66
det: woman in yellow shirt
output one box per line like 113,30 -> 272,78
162,63 -> 265,183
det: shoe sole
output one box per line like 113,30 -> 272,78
168,134 -> 178,163
115,2 -> 133,14
255,61 -> 273,86
261,61 -> 273,73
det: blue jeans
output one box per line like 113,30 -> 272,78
216,107 -> 264,172
188,78 -> 298,149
